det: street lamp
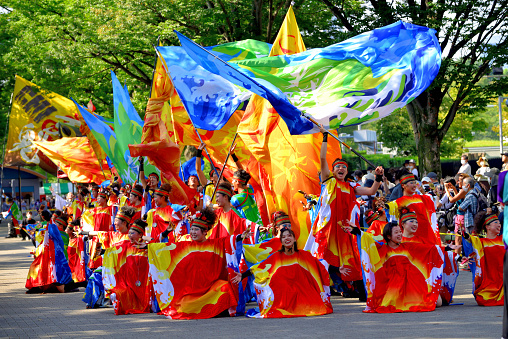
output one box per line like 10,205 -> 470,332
499,96 -> 508,154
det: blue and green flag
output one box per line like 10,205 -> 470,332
176,21 -> 441,134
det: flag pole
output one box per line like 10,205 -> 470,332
301,114 -> 376,168
210,133 -> 237,201
152,45 -> 220,179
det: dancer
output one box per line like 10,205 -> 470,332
308,126 -> 383,298
231,169 -> 264,228
102,219 -> 152,315
208,182 -> 256,243
462,211 -> 504,306
148,207 -> 250,319
26,217 -> 73,293
388,172 -> 440,245
233,227 -> 332,318
346,222 -> 444,313
145,183 -> 185,243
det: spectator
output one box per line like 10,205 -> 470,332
458,155 -> 472,176
476,156 -> 491,176
21,211 -> 36,241
458,177 -> 478,234
501,151 -> 508,172
353,170 -> 363,184
408,159 -> 419,179
427,171 -> 439,184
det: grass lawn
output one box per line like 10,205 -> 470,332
464,139 -> 507,147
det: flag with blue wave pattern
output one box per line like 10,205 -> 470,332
175,21 -> 441,135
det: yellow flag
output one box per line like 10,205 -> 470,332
5,76 -> 82,172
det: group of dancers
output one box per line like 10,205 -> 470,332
23,131 -> 505,319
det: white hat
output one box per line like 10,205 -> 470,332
421,177 -> 431,183
409,159 -> 416,164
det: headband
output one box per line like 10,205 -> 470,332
400,211 -> 417,224
484,214 -> 498,226
130,188 -> 143,199
116,212 -> 132,224
55,217 -> 67,227
332,159 -> 348,169
66,225 -> 75,230
233,174 -> 247,185
274,214 -> 291,227
97,192 -> 107,199
130,223 -> 145,235
400,174 -> 416,185
216,187 -> 232,198
149,172 -> 159,180
365,210 -> 380,224
154,188 -> 170,198
191,218 -> 210,230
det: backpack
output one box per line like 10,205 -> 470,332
471,190 -> 489,214
444,204 -> 457,231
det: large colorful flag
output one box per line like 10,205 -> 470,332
237,6 -> 342,246
137,41 -> 270,224
5,76 -> 82,173
176,21 -> 442,134
74,72 -> 158,183
156,40 -> 270,131
32,137 -> 110,184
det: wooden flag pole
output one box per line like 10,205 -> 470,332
301,114 -> 376,168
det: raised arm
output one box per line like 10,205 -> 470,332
355,167 -> 384,196
230,143 -> 243,170
196,143 -> 208,186
319,125 -> 330,181
139,157 -> 147,189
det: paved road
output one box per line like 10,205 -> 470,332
0,222 -> 503,339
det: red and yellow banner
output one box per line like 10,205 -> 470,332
33,137 -> 110,184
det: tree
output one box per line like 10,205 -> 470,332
0,0 -> 335,137
375,106 -> 489,159
318,0 -> 508,175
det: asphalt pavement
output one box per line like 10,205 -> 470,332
0,220 -> 503,339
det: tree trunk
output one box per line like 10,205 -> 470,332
406,90 -> 444,177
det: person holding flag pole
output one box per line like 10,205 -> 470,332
305,124 -> 384,300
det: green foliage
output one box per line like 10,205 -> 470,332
0,0 -> 507,176
0,0 -> 336,160
374,108 -> 417,157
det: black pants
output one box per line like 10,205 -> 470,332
502,250 -> 508,338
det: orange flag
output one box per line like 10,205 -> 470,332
32,137 -> 110,184
237,6 -> 342,247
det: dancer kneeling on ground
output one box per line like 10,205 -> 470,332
26,214 -> 73,293
148,207 -> 251,319
345,221 -> 444,313
462,211 -> 504,306
233,227 -> 332,318
103,219 -> 152,315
